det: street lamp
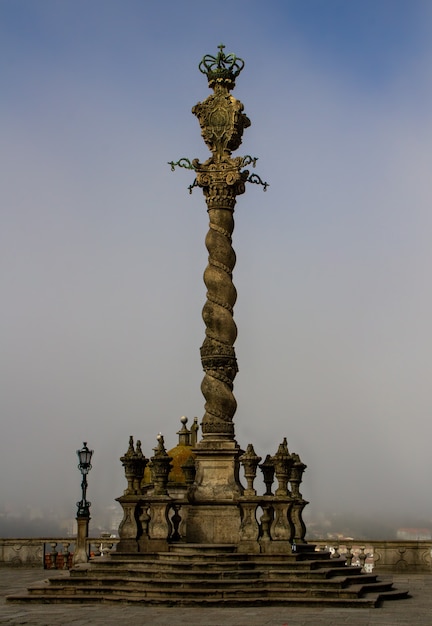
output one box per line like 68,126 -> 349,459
76,442 -> 93,518
73,442 -> 93,565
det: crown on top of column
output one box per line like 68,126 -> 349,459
199,44 -> 245,90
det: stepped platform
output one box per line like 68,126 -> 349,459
1,568 -> 427,626
7,544 -> 409,608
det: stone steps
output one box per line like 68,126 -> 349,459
8,591 -> 382,608
99,552 -> 351,570
70,564 -> 372,584
6,547 -> 409,608
14,577 -> 393,599
9,582 -> 400,608
91,560 -> 365,580
32,573 -> 382,590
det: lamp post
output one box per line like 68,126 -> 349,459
73,442 -> 93,565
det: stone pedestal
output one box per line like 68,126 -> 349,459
186,504 -> 241,543
116,497 -> 139,553
189,439 -> 243,501
73,517 -> 89,565
186,439 -> 244,543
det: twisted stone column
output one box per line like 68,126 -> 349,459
192,49 -> 250,440
197,165 -> 247,438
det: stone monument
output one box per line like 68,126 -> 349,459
116,44 -> 308,554
7,46 -> 409,607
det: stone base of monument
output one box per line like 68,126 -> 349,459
7,546 -> 409,607
189,439 -> 243,501
6,422 -> 409,607
185,505 -> 241,543
184,439 -> 243,543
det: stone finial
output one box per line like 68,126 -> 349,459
272,438 -> 294,497
126,435 -> 135,456
181,455 -> 197,486
153,433 -> 166,456
190,417 -> 199,447
177,416 -> 191,446
120,436 -> 148,495
278,437 -> 289,456
289,452 -> 307,499
120,436 -> 136,494
132,440 -> 147,493
239,444 -> 262,496
259,454 -> 275,496
150,433 -> 173,496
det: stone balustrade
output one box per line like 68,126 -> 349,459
0,536 -> 430,572
0,536 -> 119,569
313,539 -> 432,573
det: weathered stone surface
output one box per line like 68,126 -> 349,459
185,506 -> 242,544
6,547 -> 410,607
189,439 -> 243,501
373,540 -> 432,572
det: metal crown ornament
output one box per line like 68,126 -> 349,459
199,43 -> 245,89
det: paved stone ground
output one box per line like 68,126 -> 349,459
0,568 -> 430,625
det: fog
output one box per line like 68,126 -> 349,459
1,1 -> 432,537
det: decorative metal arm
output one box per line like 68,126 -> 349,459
168,158 -> 195,171
169,157 -> 268,192
241,155 -> 258,168
247,173 -> 269,191
188,178 -> 198,194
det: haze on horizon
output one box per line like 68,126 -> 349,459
1,0 -> 432,535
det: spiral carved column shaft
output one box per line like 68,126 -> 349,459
199,171 -> 247,438
201,212 -> 237,437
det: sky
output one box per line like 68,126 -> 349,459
2,0 -> 432,534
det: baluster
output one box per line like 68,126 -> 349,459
148,502 -> 171,540
358,546 -> 367,570
63,542 -> 71,569
50,542 -> 58,569
239,503 -> 260,542
43,543 -> 50,569
117,502 -> 139,552
99,533 -> 111,556
345,544 -> 353,566
139,506 -> 151,538
170,504 -> 182,541
260,506 -> 273,542
270,502 -> 292,541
